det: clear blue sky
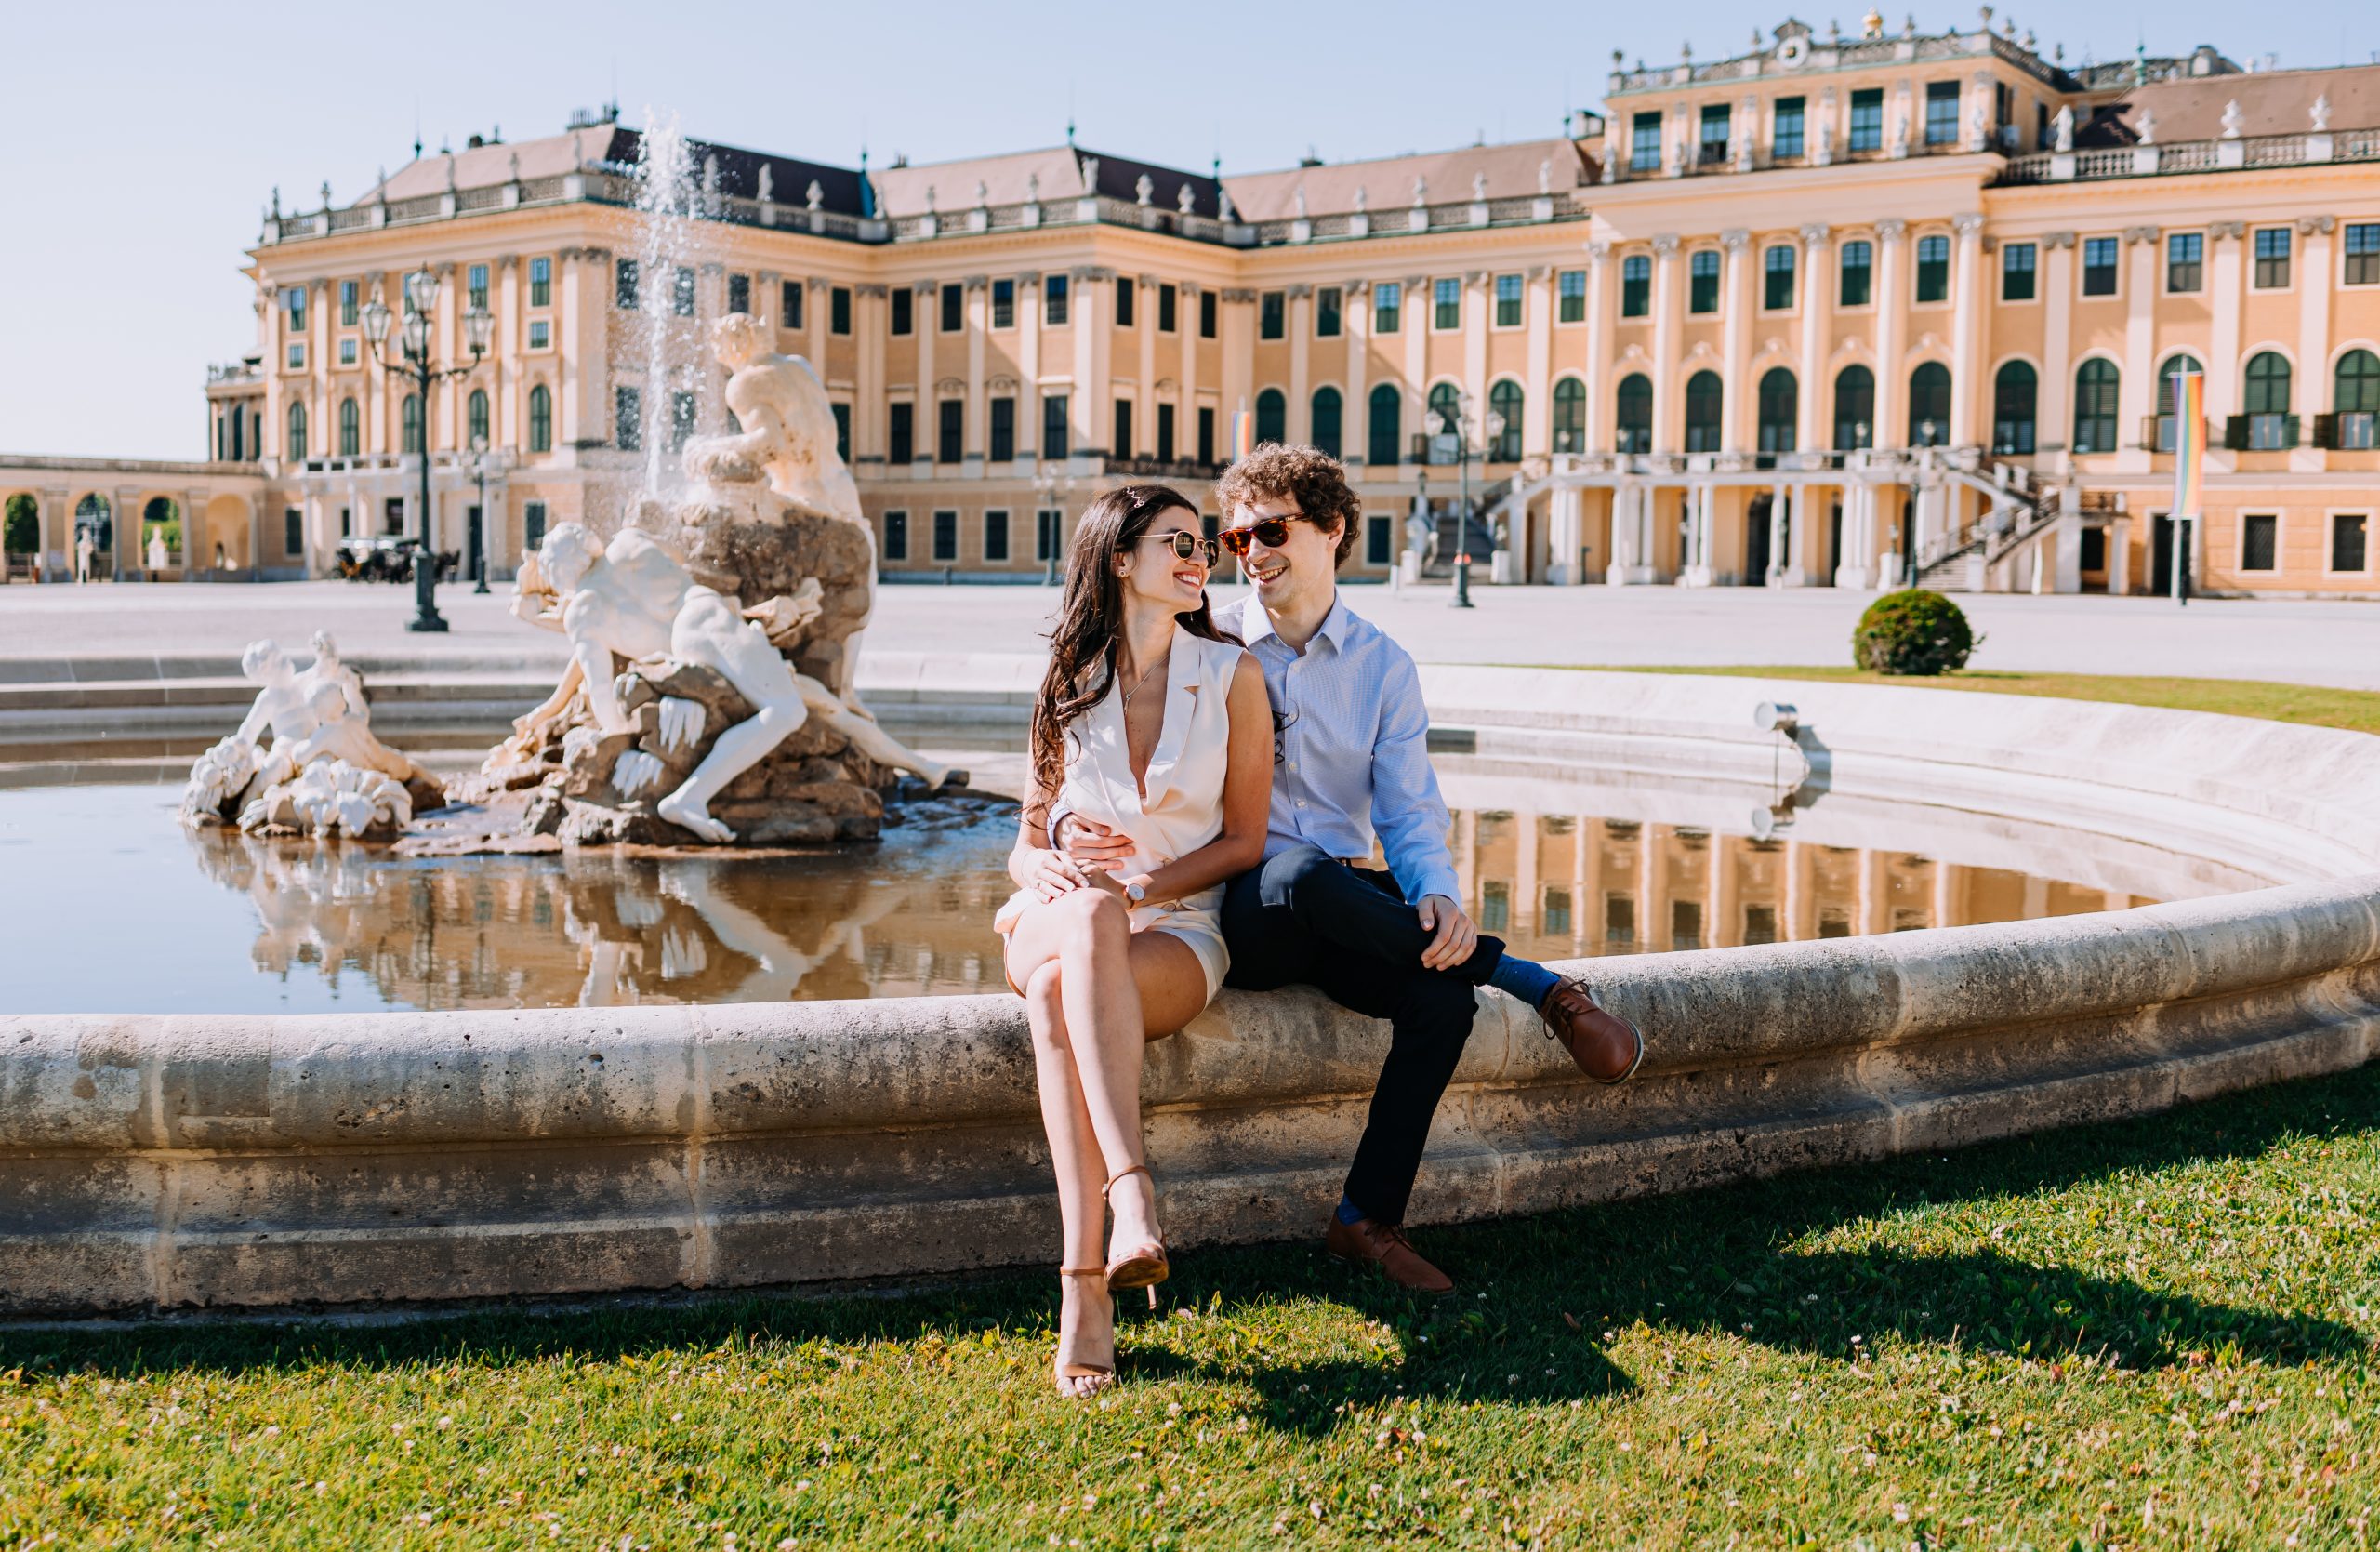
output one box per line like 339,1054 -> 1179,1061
3,1 -> 2368,459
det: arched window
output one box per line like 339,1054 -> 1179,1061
1488,379 -> 1523,461
1368,383 -> 1402,466
286,400 -> 308,462
1684,370 -> 1723,454
528,385 -> 553,453
1615,373 -> 1653,455
401,394 -> 422,455
1908,362 -> 1952,446
2335,348 -> 2380,450
1756,368 -> 1797,455
2241,352 -> 2294,448
1991,361 -> 2037,455
1426,382 -> 1461,463
338,396 -> 359,458
1310,386 -> 1342,458
1254,388 -> 1286,445
1552,377 -> 1586,454
1833,365 -> 1874,450
2155,353 -> 2204,451
467,389 -> 490,448
2073,359 -> 2120,454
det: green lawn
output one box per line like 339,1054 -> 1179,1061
4,1063 -> 2373,1549
1550,667 -> 2380,737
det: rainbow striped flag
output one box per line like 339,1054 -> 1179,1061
2169,369 -> 2204,518
1231,408 -> 1256,461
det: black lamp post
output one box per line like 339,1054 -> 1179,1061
468,433 -> 494,594
361,267 -> 492,632
1427,393 -> 1504,609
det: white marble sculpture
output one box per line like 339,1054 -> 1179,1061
240,758 -> 414,840
681,314 -> 862,527
512,523 -> 956,843
180,637 -> 437,838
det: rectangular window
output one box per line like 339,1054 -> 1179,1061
882,510 -> 907,561
1773,96 -> 1805,159
669,391 -> 695,452
1113,399 -> 1133,458
1157,282 -> 1177,332
1045,273 -> 1069,325
529,256 -> 551,308
780,280 -> 803,330
1556,268 -> 1585,322
1763,245 -> 1795,311
832,403 -> 849,462
1621,255 -> 1651,317
287,287 -> 307,331
1317,285 -> 1342,337
932,511 -> 958,564
1198,288 -> 1216,338
1043,393 -> 1069,459
339,279 -> 358,325
888,401 -> 914,464
2002,241 -> 2036,301
1542,886 -> 1573,938
1366,514 -> 1392,565
2347,224 -> 2380,285
1115,276 -> 1135,328
2082,236 -> 2118,297
726,273 -> 749,314
1699,103 -> 1731,166
992,278 -> 1015,329
1849,88 -> 1884,152
1840,240 -> 1872,306
672,266 -> 696,317
1036,509 -> 1061,563
1688,250 -> 1719,314
2241,513 -> 2278,572
527,319 -> 549,350
523,501 -> 547,555
1916,234 -> 1950,303
1156,402 -> 1175,463
831,286 -> 852,334
937,398 -> 963,463
615,259 -> 640,310
1373,282 -> 1401,333
338,338 -> 356,365
1197,405 -> 1215,464
1924,80 -> 1961,145
1480,882 -> 1510,933
940,283 -> 963,333
1260,290 -> 1285,339
286,342 -> 304,370
2254,228 -> 2292,289
983,509 -> 1009,563
1631,111 -> 1663,171
2166,232 -> 2202,293
890,287 -> 913,336
1494,273 -> 1522,327
2334,512 -> 2372,574
468,263 -> 488,311
284,507 -> 303,555
615,387 -> 642,452
1433,278 -> 1461,330
989,396 -> 1015,462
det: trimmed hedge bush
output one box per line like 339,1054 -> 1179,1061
1852,589 -> 1980,675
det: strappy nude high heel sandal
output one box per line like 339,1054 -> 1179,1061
1102,1163 -> 1170,1296
1053,1267 -> 1116,1399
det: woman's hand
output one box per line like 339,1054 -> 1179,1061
1020,847 -> 1090,902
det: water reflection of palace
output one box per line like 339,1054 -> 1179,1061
182,823 -> 1014,1011
1451,814 -> 2154,962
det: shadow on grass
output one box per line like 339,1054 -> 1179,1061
6,1062 -> 2372,1413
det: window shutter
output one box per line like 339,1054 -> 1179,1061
2138,415 -> 2159,447
2311,412 -> 2336,449
2281,414 -> 2300,449
2222,415 -> 2249,451
1410,433 -> 1429,463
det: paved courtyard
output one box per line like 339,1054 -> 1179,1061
1,577 -> 2373,688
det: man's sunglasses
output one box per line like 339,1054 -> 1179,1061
1217,514 -> 1307,557
1142,530 -> 1220,566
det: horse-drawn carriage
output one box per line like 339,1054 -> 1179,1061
336,537 -> 459,583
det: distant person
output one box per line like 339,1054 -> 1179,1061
73,531 -> 94,584
993,484 -> 1270,1398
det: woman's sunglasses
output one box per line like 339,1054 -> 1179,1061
1216,515 -> 1304,557
1142,530 -> 1220,566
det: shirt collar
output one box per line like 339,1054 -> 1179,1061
1239,590 -> 1348,653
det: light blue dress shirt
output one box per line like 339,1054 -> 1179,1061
1231,591 -> 1461,906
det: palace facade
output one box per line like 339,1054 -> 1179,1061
12,12 -> 2375,596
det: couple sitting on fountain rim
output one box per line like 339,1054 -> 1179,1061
994,444 -> 1648,1399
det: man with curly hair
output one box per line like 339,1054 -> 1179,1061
1058,443 -> 1644,1293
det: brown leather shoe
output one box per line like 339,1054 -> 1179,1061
1539,977 -> 1646,1084
1326,1214 -> 1455,1295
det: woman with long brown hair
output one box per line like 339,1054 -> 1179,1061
993,484 -> 1271,1399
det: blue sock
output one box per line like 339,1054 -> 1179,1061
1335,1194 -> 1368,1226
1488,953 -> 1562,1013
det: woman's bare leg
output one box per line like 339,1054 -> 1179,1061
1015,956 -> 1112,1395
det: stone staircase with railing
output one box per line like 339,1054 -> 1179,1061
1911,465 -> 2062,591
1421,478 -> 1510,577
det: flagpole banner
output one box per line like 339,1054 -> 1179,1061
2172,370 -> 2204,519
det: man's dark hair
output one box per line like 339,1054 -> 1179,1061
1214,443 -> 1363,567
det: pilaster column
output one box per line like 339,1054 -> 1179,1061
1181,282 -> 1203,461
1070,266 -> 1108,458
1872,219 -> 1909,449
2038,233 -> 2076,462
1949,213 -> 1988,449
2116,228 -> 2161,471
1342,280 -> 1368,465
1523,265 -> 1553,457
1549,484 -> 1582,583
1017,272 -> 1043,458
914,281 -> 939,465
1221,288 -> 1257,448
856,284 -> 888,460
2206,224 -> 2246,427
965,275 -> 989,464
1797,225 -> 1832,454
1462,271 -> 1490,441
806,274 -> 829,382
497,256 -> 522,449
2295,218 -> 2336,447
1766,484 -> 1790,583
1583,243 -> 1613,452
1399,274 -> 1429,456
1287,284 -> 1313,444
1720,229 -> 1754,452
1650,235 -> 1684,452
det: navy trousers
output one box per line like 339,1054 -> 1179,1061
1219,843 -> 1505,1227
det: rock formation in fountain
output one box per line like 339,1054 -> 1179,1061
178,633 -> 443,841
452,313 -> 967,849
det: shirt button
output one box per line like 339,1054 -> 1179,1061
1295,799 -> 1306,808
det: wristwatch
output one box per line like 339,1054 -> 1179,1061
1125,882 -> 1147,904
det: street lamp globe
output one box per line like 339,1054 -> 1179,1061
403,267 -> 440,319
1426,411 -> 1448,437
464,306 -> 495,355
400,311 -> 431,359
360,297 -> 391,346
1485,411 -> 1507,442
